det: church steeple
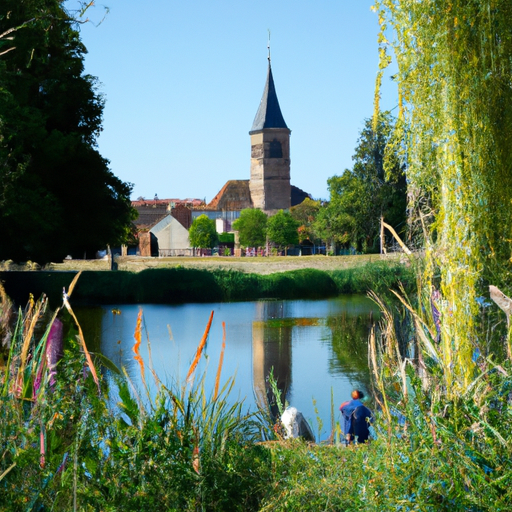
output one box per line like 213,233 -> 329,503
250,62 -> 289,133
249,51 -> 291,212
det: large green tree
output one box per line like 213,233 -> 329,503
267,210 -> 299,255
316,113 -> 407,253
232,208 -> 268,248
188,215 -> 218,249
0,0 -> 135,262
290,198 -> 321,244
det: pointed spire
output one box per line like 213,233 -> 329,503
250,53 -> 289,134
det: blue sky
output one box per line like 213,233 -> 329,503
65,1 -> 397,202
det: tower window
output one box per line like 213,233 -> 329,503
268,139 -> 283,158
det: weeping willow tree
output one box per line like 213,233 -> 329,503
374,1 -> 512,390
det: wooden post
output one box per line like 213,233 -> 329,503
380,216 -> 386,255
382,220 -> 412,255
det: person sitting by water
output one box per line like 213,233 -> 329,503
339,390 -> 373,445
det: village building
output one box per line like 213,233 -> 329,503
204,57 -> 310,222
192,57 -> 309,233
248,58 -> 292,211
132,198 -> 201,256
131,56 -> 310,255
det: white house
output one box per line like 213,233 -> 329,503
150,215 -> 191,256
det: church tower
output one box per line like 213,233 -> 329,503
249,56 -> 291,212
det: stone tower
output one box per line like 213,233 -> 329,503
249,60 -> 291,212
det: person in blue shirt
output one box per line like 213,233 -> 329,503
339,390 -> 373,445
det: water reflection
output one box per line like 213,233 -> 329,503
327,313 -> 375,380
252,301 -> 292,418
75,296 -> 379,441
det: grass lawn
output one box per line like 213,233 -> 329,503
37,253 -> 405,275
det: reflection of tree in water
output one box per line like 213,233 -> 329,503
252,301 -> 292,420
74,307 -> 104,353
74,307 -> 136,380
326,312 -> 374,389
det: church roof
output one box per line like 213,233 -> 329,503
291,185 -> 312,207
206,180 -> 253,211
250,62 -> 289,134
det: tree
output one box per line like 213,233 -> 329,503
375,0 -> 512,388
314,195 -> 358,253
0,0 -> 135,262
188,215 -> 218,249
290,198 -> 322,244
232,208 -> 267,248
267,210 -> 299,254
315,113 -> 407,253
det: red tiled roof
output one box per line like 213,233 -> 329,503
206,180 -> 253,210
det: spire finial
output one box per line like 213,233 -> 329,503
267,29 -> 271,63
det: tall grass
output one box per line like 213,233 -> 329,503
0,280 -> 274,511
101,315 -> 272,511
257,284 -> 512,511
3,263 -> 510,510
328,259 -> 415,296
361,286 -> 512,509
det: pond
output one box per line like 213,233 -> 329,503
76,295 -> 379,442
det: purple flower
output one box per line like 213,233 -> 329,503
46,318 -> 64,388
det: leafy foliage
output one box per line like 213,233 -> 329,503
188,214 -> 218,249
315,113 -> 407,253
218,232 -> 234,244
232,208 -> 268,247
267,210 -> 299,253
4,269 -> 512,509
374,0 -> 512,386
290,198 -> 322,244
0,0 -> 135,263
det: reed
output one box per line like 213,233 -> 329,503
104,307 -> 271,511
132,309 -> 147,391
0,282 -> 273,510
213,321 -> 226,401
186,310 -> 214,383
0,261 -> 414,306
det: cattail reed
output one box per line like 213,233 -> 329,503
132,309 -> 146,389
213,321 -> 226,400
186,310 -> 214,383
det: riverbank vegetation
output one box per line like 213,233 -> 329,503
0,259 -> 414,308
2,270 -> 512,511
0,284 -> 272,510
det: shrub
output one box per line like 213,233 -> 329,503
329,260 -> 415,295
0,261 -> 414,306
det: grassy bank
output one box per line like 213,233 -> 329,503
0,260 -> 414,307
1,278 -> 511,511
